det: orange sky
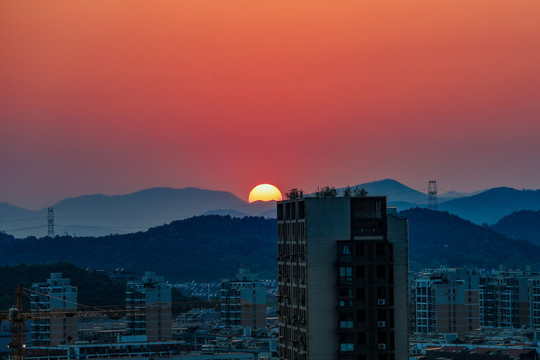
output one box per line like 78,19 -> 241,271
1,1 -> 540,208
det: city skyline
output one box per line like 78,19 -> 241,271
2,0 -> 540,209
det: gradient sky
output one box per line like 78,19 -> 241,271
1,0 -> 540,209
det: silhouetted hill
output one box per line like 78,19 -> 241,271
3,182 -> 539,238
3,211 -> 539,282
349,179 -> 428,205
0,216 -> 277,281
0,188 -> 275,237
439,187 -> 540,224
491,210 -> 540,246
438,189 -> 484,200
402,208 -> 540,270
201,209 -> 249,217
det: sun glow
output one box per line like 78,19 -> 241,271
249,184 -> 283,203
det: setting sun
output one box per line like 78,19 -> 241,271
249,184 -> 283,203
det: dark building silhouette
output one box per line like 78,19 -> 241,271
277,196 -> 409,360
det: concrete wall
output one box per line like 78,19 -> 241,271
387,215 -> 409,360
305,198 -> 350,360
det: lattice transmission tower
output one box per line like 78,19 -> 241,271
47,207 -> 54,236
428,180 -> 438,211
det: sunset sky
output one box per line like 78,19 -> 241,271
1,1 -> 539,209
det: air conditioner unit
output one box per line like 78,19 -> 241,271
378,344 -> 387,350
377,299 -> 386,305
377,321 -> 386,327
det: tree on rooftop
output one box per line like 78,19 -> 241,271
286,188 -> 304,199
314,186 -> 338,198
353,187 -> 368,197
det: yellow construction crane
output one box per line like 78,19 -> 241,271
0,286 -> 143,360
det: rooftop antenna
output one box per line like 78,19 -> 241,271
428,181 -> 438,211
47,207 -> 54,237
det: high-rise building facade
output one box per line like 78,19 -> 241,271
30,273 -> 78,346
530,278 -> 540,329
126,272 -> 172,341
220,264 -> 267,329
410,267 -> 480,335
479,269 -> 531,329
277,197 -> 408,360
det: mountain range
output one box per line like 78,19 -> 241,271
1,179 -> 539,237
1,210 -> 538,281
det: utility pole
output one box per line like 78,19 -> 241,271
47,207 -> 54,237
428,180 -> 438,211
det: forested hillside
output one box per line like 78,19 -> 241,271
1,212 -> 538,282
0,216 -> 277,281
402,208 -> 540,270
491,210 -> 540,246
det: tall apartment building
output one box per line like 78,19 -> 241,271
530,278 -> 540,329
410,267 -> 480,335
277,196 -> 408,360
126,272 -> 172,342
30,273 -> 78,346
480,269 -> 531,329
220,264 -> 267,329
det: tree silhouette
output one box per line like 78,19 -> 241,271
286,188 -> 304,199
314,186 -> 338,198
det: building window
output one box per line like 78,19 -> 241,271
339,334 -> 354,352
356,287 -> 365,300
357,310 -> 366,323
339,312 -> 354,329
377,265 -> 386,278
355,243 -> 365,256
357,331 -> 366,344
356,265 -> 365,279
339,267 -> 352,284
376,243 -> 385,256
339,244 -> 352,263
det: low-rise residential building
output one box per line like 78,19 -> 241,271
530,278 -> 540,329
30,273 -> 78,346
220,265 -> 266,330
126,271 -> 172,341
410,267 -> 481,335
480,269 -> 532,329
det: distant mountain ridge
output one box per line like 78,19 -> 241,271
344,179 -> 429,205
438,187 -> 540,225
1,180 -> 539,237
0,188 -> 275,237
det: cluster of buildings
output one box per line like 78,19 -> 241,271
410,267 -> 540,335
6,267 -> 277,360
2,196 -> 540,360
175,279 -> 278,301
29,271 -> 173,347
